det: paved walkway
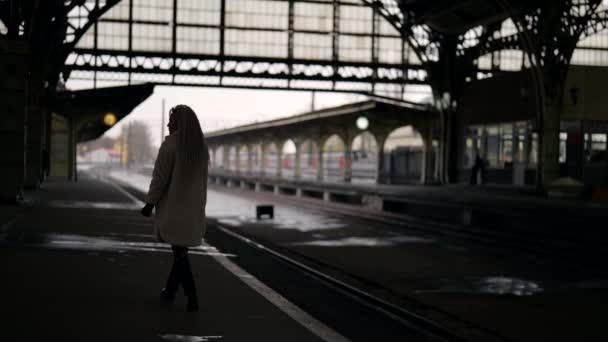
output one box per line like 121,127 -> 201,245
0,174 -> 340,341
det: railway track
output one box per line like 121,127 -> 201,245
206,184 -> 608,276
209,223 -> 470,342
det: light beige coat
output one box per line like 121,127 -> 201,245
145,133 -> 208,247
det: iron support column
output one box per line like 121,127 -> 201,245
0,40 -> 28,201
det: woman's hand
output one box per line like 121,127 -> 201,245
140,203 -> 154,217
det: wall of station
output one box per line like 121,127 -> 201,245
455,66 -> 608,187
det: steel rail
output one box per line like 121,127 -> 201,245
212,223 -> 470,342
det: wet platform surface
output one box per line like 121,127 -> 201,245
0,175 -> 334,341
3,170 -> 608,341
109,169 -> 608,342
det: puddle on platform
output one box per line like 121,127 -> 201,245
46,200 -> 140,210
0,232 -> 235,257
218,212 -> 347,232
292,235 -> 435,247
417,276 -> 544,296
109,171 -> 352,233
158,334 -> 222,342
418,276 -> 608,296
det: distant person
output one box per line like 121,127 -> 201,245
140,104 -> 209,312
470,153 -> 485,185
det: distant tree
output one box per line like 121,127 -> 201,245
124,121 -> 153,166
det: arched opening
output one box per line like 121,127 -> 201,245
322,135 -> 346,182
238,145 -> 249,173
263,143 -> 279,176
281,139 -> 297,179
250,144 -> 263,175
214,146 -> 224,171
228,146 -> 238,172
300,139 -> 319,180
351,131 -> 378,184
382,126 -> 425,184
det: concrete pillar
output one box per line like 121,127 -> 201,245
375,134 -> 387,184
260,144 -> 267,177
323,191 -> 330,201
234,146 -> 240,175
343,140 -> 352,183
276,147 -> 283,178
0,41 -> 28,201
222,145 -> 229,173
246,144 -> 253,175
49,113 -> 70,178
316,140 -> 324,182
255,182 -> 261,192
294,142 -> 302,180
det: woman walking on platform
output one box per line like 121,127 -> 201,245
141,104 -> 209,312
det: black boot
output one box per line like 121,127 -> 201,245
174,246 -> 199,312
161,252 -> 181,303
186,294 -> 199,312
160,288 -> 176,302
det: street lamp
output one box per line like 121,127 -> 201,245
103,112 -> 117,127
356,116 -> 369,130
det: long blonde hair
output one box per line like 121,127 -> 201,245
170,105 -> 209,167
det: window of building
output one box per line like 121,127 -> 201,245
559,132 -> 568,163
591,133 -> 607,151
514,121 -> 528,163
463,125 -> 483,168
500,123 -> 513,165
485,126 -> 500,168
528,132 -> 538,168
465,138 -> 474,168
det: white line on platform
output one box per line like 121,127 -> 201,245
102,176 -> 145,206
205,240 -> 351,342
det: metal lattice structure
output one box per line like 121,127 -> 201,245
1,1 -> 608,98
62,0 -> 429,99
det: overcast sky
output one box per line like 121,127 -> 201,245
67,80 -> 430,149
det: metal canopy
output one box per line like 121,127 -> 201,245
3,1 -> 608,101
52,83 -> 155,143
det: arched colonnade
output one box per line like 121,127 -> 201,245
206,101 -> 439,185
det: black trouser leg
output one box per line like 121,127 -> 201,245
171,246 -> 197,299
164,254 -> 181,295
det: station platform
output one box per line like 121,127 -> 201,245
107,167 -> 608,342
0,174 -> 339,341
4,170 -> 608,342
